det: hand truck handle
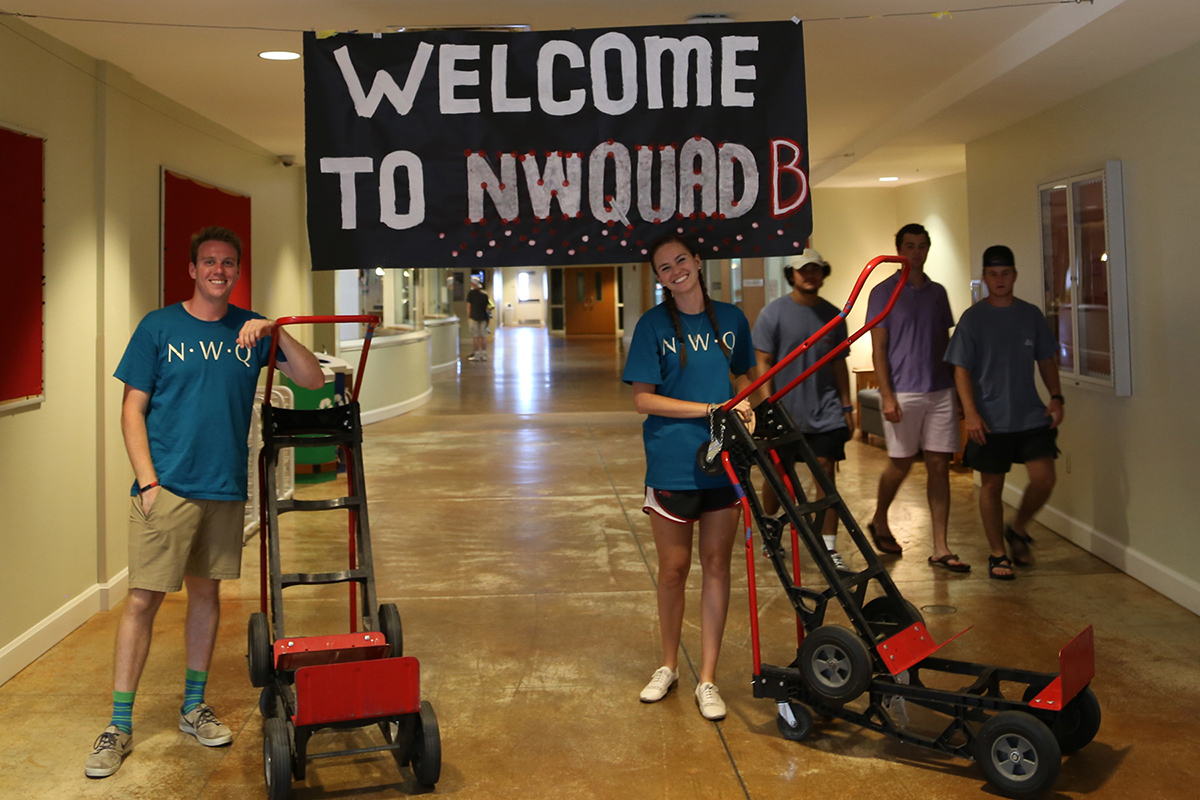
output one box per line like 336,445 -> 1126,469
724,255 -> 910,411
261,315 -> 381,405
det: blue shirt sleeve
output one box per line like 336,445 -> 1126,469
114,317 -> 159,394
622,312 -> 664,386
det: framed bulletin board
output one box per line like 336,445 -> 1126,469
161,169 -> 252,308
0,125 -> 45,411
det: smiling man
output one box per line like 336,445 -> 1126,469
85,227 -> 324,778
945,245 -> 1064,581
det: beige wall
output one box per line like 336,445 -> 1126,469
809,175 -> 970,373
0,17 -> 313,682
966,41 -> 1200,612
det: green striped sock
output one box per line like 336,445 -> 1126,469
181,668 -> 208,714
110,690 -> 135,734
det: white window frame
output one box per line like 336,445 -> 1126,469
1037,160 -> 1131,396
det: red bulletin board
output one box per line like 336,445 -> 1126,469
161,169 -> 252,308
0,126 -> 45,408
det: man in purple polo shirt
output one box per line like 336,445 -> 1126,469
864,223 -> 968,572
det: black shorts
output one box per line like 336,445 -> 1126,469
773,428 -> 850,465
963,427 -> 1059,474
643,486 -> 740,524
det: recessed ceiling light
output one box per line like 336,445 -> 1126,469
259,51 -> 300,61
879,176 -> 899,182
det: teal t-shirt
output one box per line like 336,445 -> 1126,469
115,303 -> 280,501
944,298 -> 1057,433
622,301 -> 755,490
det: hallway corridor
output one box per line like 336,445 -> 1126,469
2,326 -> 1199,799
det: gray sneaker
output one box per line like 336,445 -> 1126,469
179,703 -> 232,746
85,725 -> 132,778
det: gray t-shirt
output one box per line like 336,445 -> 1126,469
752,295 -> 848,433
944,298 -> 1057,433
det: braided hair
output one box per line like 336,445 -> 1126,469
649,234 -> 732,370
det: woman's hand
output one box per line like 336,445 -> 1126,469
732,398 -> 755,434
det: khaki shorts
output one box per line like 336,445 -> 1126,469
128,487 -> 245,592
468,319 -> 488,337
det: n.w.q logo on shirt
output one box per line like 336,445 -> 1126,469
167,341 -> 256,367
661,331 -> 737,356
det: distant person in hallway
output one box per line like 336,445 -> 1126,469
945,245 -> 1064,581
623,234 -> 756,722
866,223 -> 968,572
751,250 -> 855,570
85,226 -> 323,778
466,275 -> 491,362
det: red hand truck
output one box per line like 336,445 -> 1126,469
247,316 -> 440,799
700,257 -> 1098,800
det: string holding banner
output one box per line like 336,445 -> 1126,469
303,21 -> 812,270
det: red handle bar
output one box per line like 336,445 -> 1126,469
261,315 -> 381,405
723,255 -> 910,411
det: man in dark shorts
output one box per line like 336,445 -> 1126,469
945,245 -> 1064,580
752,250 -> 855,569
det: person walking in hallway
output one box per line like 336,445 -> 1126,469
85,226 -> 324,778
622,234 -> 756,722
466,275 -> 491,362
866,223 -> 968,572
945,245 -> 1064,580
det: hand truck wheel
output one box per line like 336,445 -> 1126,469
248,612 -> 272,688
259,683 -> 280,718
1023,684 -> 1101,754
411,700 -> 441,787
799,625 -> 873,705
379,603 -> 403,658
775,702 -> 813,742
262,717 -> 293,800
975,711 -> 1061,800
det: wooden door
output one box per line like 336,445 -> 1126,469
564,266 -> 616,335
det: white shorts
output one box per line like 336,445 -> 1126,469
883,388 -> 961,458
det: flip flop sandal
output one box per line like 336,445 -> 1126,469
868,523 -> 903,555
1005,526 -> 1034,566
928,553 -> 971,573
988,554 -> 1016,581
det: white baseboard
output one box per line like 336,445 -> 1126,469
360,387 -> 433,426
1002,482 -> 1200,615
431,359 -> 458,372
0,568 -> 128,687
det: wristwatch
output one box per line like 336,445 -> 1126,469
1050,394 -> 1065,405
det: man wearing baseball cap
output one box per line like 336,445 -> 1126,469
466,274 -> 490,362
945,245 -> 1064,580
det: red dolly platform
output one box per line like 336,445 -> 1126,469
247,316 -> 439,799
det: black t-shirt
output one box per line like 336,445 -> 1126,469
467,288 -> 489,322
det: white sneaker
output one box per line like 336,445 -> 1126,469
639,666 -> 678,702
467,353 -> 479,362
829,550 -> 848,571
694,682 -> 726,720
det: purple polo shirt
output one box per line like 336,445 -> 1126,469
866,271 -> 955,393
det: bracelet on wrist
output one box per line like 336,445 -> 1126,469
842,405 -> 854,413
1050,394 -> 1065,405
139,481 -> 159,494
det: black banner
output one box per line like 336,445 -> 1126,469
304,21 -> 810,270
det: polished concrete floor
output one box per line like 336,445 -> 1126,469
4,326 -> 1200,799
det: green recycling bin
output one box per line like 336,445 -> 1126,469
283,366 -> 337,484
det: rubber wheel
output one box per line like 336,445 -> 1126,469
799,625 -> 873,705
775,702 -> 813,742
411,700 -> 442,787
259,683 -> 280,718
1023,684 -> 1101,754
695,442 -> 725,477
975,711 -> 1061,800
379,603 -> 404,658
263,717 -> 293,800
248,612 -> 273,688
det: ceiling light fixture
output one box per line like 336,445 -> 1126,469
259,51 -> 300,61
879,176 -> 899,182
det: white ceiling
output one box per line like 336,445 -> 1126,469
8,0 -> 1200,187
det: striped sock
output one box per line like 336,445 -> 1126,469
181,668 -> 208,714
110,690 -> 135,734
